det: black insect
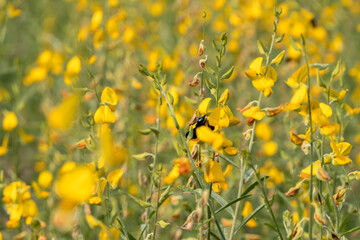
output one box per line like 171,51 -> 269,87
186,115 -> 214,140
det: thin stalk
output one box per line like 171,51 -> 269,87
246,31 -> 284,240
207,183 -> 212,240
303,45 -> 314,240
147,94 -> 161,237
152,169 -> 162,240
228,156 -> 245,240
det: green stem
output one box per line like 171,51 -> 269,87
207,183 -> 212,240
228,156 -> 245,240
152,168 -> 162,240
303,45 -> 314,240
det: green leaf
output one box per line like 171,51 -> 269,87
257,40 -> 267,55
211,191 -> 234,217
132,152 -> 154,161
242,176 -> 269,196
184,96 -> 197,105
212,40 -> 220,52
316,70 -> 327,88
275,33 -> 285,43
270,50 -> 285,66
149,127 -> 159,136
300,33 -> 306,46
234,203 -> 265,233
331,59 -> 341,78
221,66 -> 234,80
160,185 -> 171,201
216,152 -> 240,168
290,37 -> 302,52
215,194 -> 251,214
167,92 -> 174,105
206,65 -> 216,75
138,129 -> 151,135
157,220 -> 170,228
310,63 -> 330,71
340,226 -> 360,237
205,75 -> 216,88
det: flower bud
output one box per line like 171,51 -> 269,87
264,105 -> 283,117
301,141 -> 311,155
286,179 -> 306,197
314,205 -> 327,226
290,130 -> 304,146
198,40 -> 204,56
242,129 -> 252,141
316,166 -> 330,182
188,72 -> 201,87
333,187 -> 346,205
199,55 -> 207,70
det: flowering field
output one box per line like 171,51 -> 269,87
1,0 -> 360,239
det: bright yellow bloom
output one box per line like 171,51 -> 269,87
196,126 -> 225,152
94,105 -> 116,124
164,157 -> 191,184
286,65 -> 308,89
204,161 -> 232,193
3,112 -> 18,131
107,169 -> 123,189
300,160 -> 321,179
264,141 -> 278,156
242,106 -> 265,120
23,67 -> 48,85
287,84 -> 307,110
90,9 -> 103,32
330,139 -> 352,166
198,98 -> 212,116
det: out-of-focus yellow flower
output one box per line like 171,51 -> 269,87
38,171 -> 53,188
150,2 -> 163,17
18,129 -> 34,144
242,106 -> 265,121
164,157 -> 191,184
2,181 -> 38,228
32,181 -> 50,199
0,134 -> 9,156
47,94 -> 81,131
255,122 -> 272,141
23,67 -> 48,85
90,9 -> 103,32
3,112 -> 18,131
264,141 -> 278,156
242,201 -> 257,227
64,56 -> 81,85
7,4 -> 21,18
56,165 -> 95,205
107,169 -> 123,189
123,26 -> 135,43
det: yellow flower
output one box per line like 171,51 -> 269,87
107,169 -> 123,189
198,98 -> 212,116
242,201 -> 257,227
287,84 -> 307,110
286,65 -> 308,89
56,165 -> 95,204
299,160 -> 321,179
204,161 -> 232,193
38,171 -> 53,188
218,89 -> 229,105
23,67 -> 48,85
64,56 -> 81,85
252,77 -> 274,97
245,57 -> 263,80
94,105 -> 116,124
164,157 -> 191,184
47,94 -> 81,131
196,126 -> 225,152
3,112 -> 18,131
264,141 -> 278,156
242,106 -> 265,121
90,9 -> 103,32
255,122 -> 272,141
0,134 -> 9,156
330,139 -> 352,166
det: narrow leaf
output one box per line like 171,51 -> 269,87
235,203 -> 265,233
211,191 -> 234,217
215,194 -> 251,214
